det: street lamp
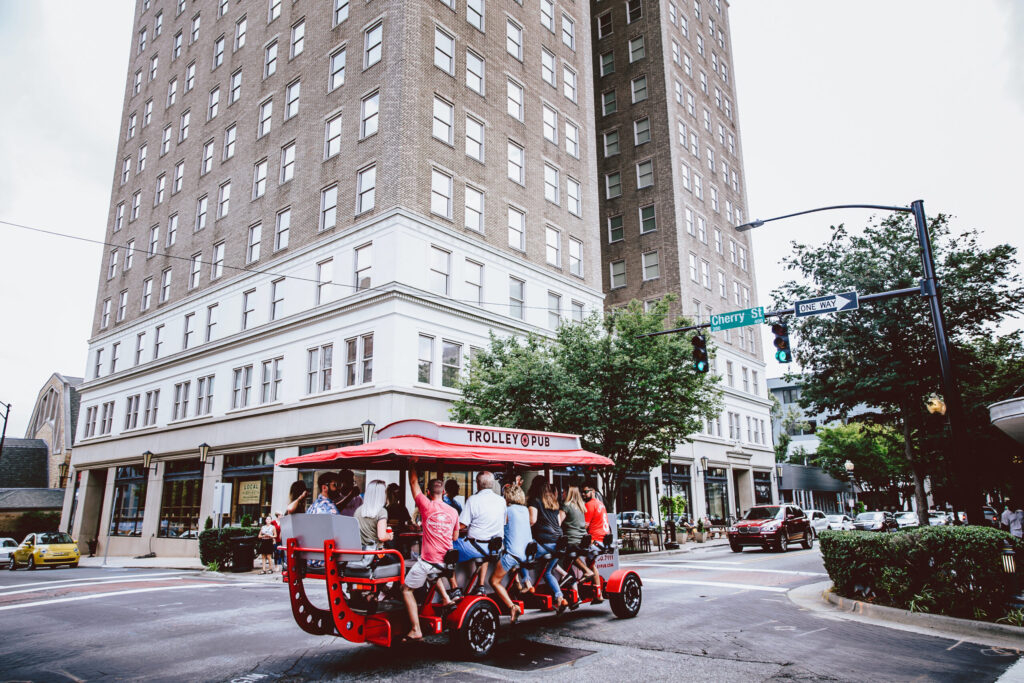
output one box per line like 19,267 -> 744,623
57,461 -> 70,488
142,450 -> 158,475
776,463 -> 784,503
737,201 -> 977,525
198,442 -> 214,469
844,460 -> 857,511
361,419 -> 376,444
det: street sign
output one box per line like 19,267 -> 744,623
794,291 -> 859,318
710,306 -> 765,332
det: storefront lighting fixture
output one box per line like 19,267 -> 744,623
142,450 -> 158,474
700,456 -> 709,475
57,461 -> 69,487
361,419 -> 376,444
198,442 -> 214,469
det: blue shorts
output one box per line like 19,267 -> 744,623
499,552 -> 520,572
453,537 -> 486,562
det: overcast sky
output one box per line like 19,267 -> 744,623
0,1 -> 1021,436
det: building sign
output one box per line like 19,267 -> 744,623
376,419 -> 581,451
238,480 -> 262,504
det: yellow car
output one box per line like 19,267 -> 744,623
9,532 -> 80,570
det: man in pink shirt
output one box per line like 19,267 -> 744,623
402,468 -> 459,641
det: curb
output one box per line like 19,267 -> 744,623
820,583 -> 1024,644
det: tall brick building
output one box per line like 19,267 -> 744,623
589,0 -> 774,522
65,0 -> 602,556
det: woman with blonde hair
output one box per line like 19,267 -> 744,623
489,484 -> 533,622
354,479 -> 393,551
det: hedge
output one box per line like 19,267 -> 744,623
820,526 -> 1024,621
198,526 -> 258,568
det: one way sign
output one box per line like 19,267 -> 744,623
794,291 -> 860,318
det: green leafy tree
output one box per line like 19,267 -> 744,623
773,214 -> 1023,518
812,422 -> 909,503
770,397 -> 810,463
451,299 -> 723,511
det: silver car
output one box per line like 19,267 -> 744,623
895,511 -> 920,528
806,510 -> 830,536
825,514 -> 855,531
0,537 -> 16,567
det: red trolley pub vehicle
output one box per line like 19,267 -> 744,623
278,419 -> 642,659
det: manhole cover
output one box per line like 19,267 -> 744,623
482,639 -> 596,671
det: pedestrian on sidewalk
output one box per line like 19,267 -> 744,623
271,511 -> 283,571
257,516 -> 276,574
1011,506 -> 1023,540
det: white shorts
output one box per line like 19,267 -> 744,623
404,558 -> 438,589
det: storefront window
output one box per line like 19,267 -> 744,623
158,459 -> 203,537
617,472 -> 652,516
661,463 -> 692,521
703,467 -> 730,525
223,451 -> 275,525
67,470 -> 83,532
109,465 -> 147,536
753,471 -> 772,505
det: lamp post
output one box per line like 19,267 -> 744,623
844,460 -> 857,512
361,419 -> 376,444
142,450 -> 158,475
0,400 -> 10,466
776,463 -> 784,504
700,456 -> 710,519
58,461 -> 70,488
198,442 -> 213,469
736,201 -> 977,526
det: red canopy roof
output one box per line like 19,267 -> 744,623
277,435 -> 613,470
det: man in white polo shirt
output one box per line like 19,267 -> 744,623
453,471 -> 506,594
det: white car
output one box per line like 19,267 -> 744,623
824,514 -> 855,531
0,537 -> 17,567
895,511 -> 920,528
806,510 -> 830,537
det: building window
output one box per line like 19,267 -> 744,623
507,140 -> 524,184
189,253 -> 201,290
224,124 -> 236,159
627,0 -> 643,22
441,341 -> 462,388
417,335 -> 434,383
605,172 -> 622,199
116,290 -> 128,322
325,114 -> 342,158
543,105 -> 558,144
542,48 -> 556,86
360,91 -> 379,137
545,226 -> 560,266
464,185 -> 483,233
160,268 -> 172,302
241,290 -> 255,329
701,259 -> 711,288
217,182 -> 231,218
291,19 -> 305,57
141,278 -> 153,310
280,142 -> 296,183
305,344 -> 333,394
258,99 -> 273,137
357,165 -> 376,213
642,251 -> 660,280
631,75 -> 648,102
467,0 -> 484,30
507,206 -> 525,251
270,278 -> 284,320
173,160 -> 184,191
466,50 -> 484,94
124,395 -> 141,431
434,27 -> 455,74
602,90 -> 616,116
600,51 -> 614,77
429,246 -> 451,295
547,291 -> 562,329
567,177 -> 581,217
316,258 -> 333,305
640,204 -> 656,233
598,12 -> 613,38
465,259 -> 483,304
264,41 -> 278,77
275,208 -> 290,250
213,35 -> 225,68
253,159 -> 268,198
211,241 -> 224,279
430,170 -> 453,219
465,115 -> 484,161
109,466 -> 146,536
261,357 -> 283,403
629,36 -> 645,62
565,121 -> 579,158
540,0 -> 555,31
157,459 -> 203,538
334,0 -> 349,25
235,16 -> 247,49
195,375 -> 214,415
634,117 -> 651,145
432,96 -> 454,144
506,19 -> 522,60
345,334 -> 374,385
561,13 -> 575,49
509,277 -> 525,319
285,80 -> 300,119
320,185 -> 337,231
636,160 -> 654,188
507,79 -> 524,120
364,21 -> 383,67
353,243 -> 372,291
610,260 -> 626,288
543,165 -> 560,205
562,66 -> 577,101
231,365 -> 253,409
329,48 -> 346,91
603,130 -> 620,157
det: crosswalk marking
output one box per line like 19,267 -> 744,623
643,578 -> 789,593
0,582 -> 262,612
629,561 -> 828,577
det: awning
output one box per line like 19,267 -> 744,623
277,435 -> 614,470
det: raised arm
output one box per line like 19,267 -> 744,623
408,468 -> 422,500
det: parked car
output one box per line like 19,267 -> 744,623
983,506 -> 999,527
0,537 -> 17,568
8,532 -> 80,570
895,511 -> 920,528
727,505 -> 813,553
853,511 -> 899,532
805,509 -> 830,537
927,511 -> 951,526
824,514 -> 855,531
617,511 -> 656,529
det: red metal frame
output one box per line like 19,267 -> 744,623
603,569 -> 641,595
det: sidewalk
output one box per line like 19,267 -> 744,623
622,536 -> 730,560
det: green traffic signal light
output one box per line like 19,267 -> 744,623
691,333 -> 709,373
771,322 -> 793,363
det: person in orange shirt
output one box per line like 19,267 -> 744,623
582,483 -> 609,603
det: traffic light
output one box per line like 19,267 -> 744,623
691,333 -> 709,373
771,322 -> 793,363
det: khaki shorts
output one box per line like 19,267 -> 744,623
404,558 -> 438,589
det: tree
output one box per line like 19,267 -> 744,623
451,299 -> 723,511
773,214 -> 1023,518
770,396 -> 810,463
812,422 -> 909,505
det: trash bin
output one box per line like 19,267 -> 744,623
229,536 -> 257,573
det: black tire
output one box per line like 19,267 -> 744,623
801,530 -> 813,549
27,556 -> 36,570
454,600 -> 499,660
69,563 -> 79,569
730,542 -> 742,553
777,532 -> 788,553
609,574 -> 642,619
7,559 -> 16,571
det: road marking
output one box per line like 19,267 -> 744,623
0,574 -> 196,597
629,561 -> 827,577
0,571 -> 189,592
624,559 -> 743,566
795,627 -> 828,637
0,582 -> 262,612
642,577 -> 788,592
996,656 -> 1024,681
947,640 -> 963,651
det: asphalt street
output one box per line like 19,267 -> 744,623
1,544 -> 1021,682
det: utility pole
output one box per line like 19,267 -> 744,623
0,400 -> 10,466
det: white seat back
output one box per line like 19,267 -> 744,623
279,513 -> 363,563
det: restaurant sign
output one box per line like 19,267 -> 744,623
376,419 -> 582,451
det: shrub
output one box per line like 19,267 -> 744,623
820,526 -> 1024,621
198,526 -> 258,568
